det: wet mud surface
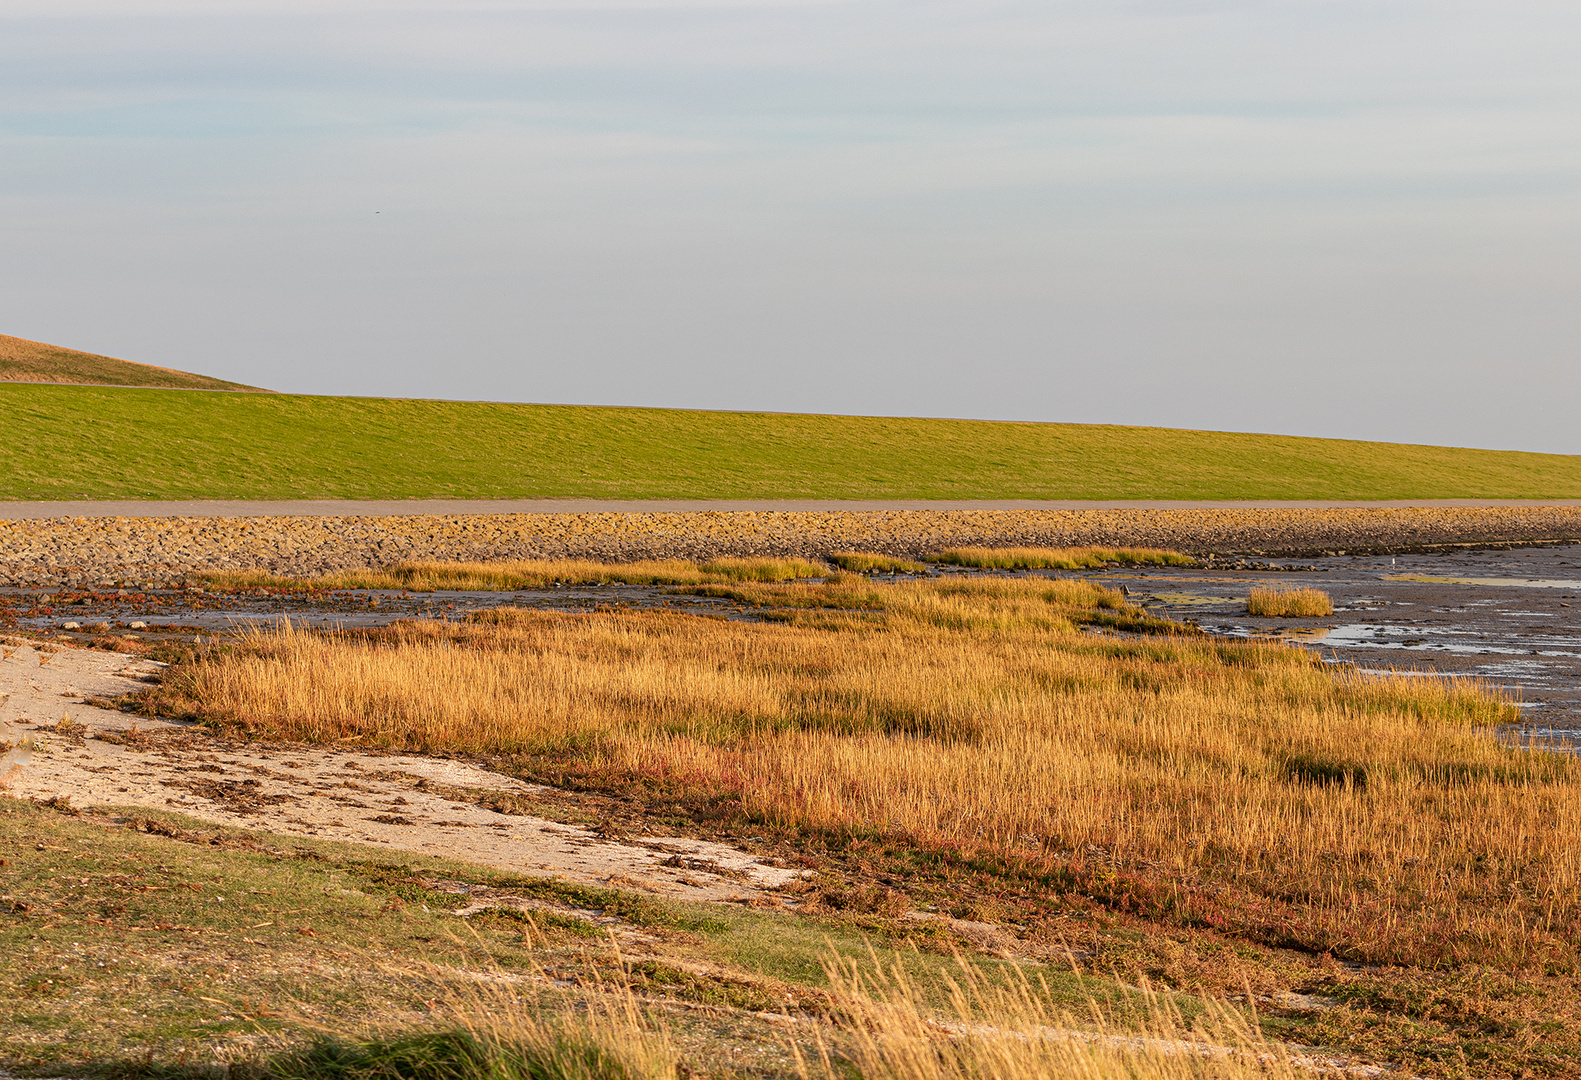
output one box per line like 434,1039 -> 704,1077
1096,543 -> 1581,747
0,581 -> 758,638
4,542 -> 1578,748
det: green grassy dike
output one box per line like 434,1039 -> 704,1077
0,334 -> 265,393
5,383 -> 1581,501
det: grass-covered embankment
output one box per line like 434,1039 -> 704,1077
0,334 -> 264,392
6,382 -> 1581,500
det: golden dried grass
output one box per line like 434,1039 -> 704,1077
1246,588 -> 1333,618
824,952 -> 1311,1080
932,546 -> 1196,570
203,556 -> 828,591
347,949 -> 1307,1080
827,551 -> 931,574
147,576 -> 1581,970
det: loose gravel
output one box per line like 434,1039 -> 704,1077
4,506 -> 1581,587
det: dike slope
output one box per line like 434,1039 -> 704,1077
0,334 -> 265,392
5,383 -> 1581,501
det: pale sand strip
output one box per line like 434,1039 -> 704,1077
0,640 -> 800,901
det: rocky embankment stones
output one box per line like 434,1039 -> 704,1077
2,506 -> 1580,587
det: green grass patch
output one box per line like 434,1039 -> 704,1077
6,383 -> 1581,499
0,799 -> 1132,1074
7,779 -> 1566,1074
0,801 -> 552,1068
263,1027 -> 673,1080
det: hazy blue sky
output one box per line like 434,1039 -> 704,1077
3,1 -> 1579,453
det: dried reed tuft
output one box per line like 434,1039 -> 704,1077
931,546 -> 1196,570
823,951 -> 1318,1080
827,551 -> 930,574
204,556 -> 828,592
1246,588 -> 1333,617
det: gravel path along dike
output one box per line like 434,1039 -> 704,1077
4,504 -> 1581,587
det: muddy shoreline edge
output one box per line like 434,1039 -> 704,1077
2,505 -> 1579,587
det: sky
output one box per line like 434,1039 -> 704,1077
2,1 -> 1579,454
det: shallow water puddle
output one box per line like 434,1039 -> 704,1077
1108,573 -> 1309,585
1213,619 -> 1581,660
1509,725 -> 1581,751
1142,591 -> 1233,605
1384,574 -> 1581,590
1316,622 -> 1581,658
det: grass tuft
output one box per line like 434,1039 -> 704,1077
266,952 -> 682,1080
1246,587 -> 1333,617
267,1028 -> 662,1080
931,546 -> 1196,570
827,552 -> 930,574
202,557 -> 827,592
267,1030 -> 501,1080
825,952 -> 1307,1080
264,951 -> 1307,1080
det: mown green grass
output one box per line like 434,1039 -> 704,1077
4,383 -> 1581,500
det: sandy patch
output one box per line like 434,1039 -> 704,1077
0,639 -> 800,902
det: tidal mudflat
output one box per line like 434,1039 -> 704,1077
1093,543 -> 1581,748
